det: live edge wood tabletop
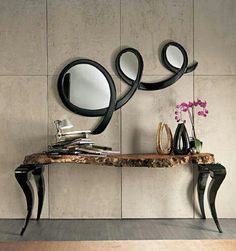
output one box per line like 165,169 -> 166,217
15,152 -> 226,236
23,152 -> 215,167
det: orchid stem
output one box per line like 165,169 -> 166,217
188,108 -> 196,139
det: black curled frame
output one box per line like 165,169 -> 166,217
58,41 -> 197,134
58,59 -> 116,135
115,41 -> 198,91
58,51 -> 143,134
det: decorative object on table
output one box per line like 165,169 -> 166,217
50,119 -> 119,156
57,41 -> 198,135
156,122 -> 173,155
173,123 -> 190,155
54,119 -> 91,142
189,137 -> 203,154
174,99 -> 208,153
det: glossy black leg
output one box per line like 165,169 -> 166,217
197,168 -> 209,219
208,164 -> 226,233
32,166 -> 45,221
15,165 -> 36,235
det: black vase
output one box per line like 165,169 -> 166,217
173,123 -> 190,155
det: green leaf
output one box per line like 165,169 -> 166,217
194,138 -> 202,153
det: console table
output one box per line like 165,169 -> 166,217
15,153 -> 226,235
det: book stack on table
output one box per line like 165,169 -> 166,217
47,131 -> 120,156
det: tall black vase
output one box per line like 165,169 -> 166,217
173,123 -> 190,155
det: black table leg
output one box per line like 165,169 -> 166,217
32,165 -> 45,221
197,164 -> 226,233
197,168 -> 209,219
15,164 -> 36,235
207,164 -> 226,233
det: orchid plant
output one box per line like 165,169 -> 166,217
175,99 -> 208,140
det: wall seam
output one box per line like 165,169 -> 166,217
120,0 -> 123,219
0,73 -> 235,77
193,0 -> 195,220
46,0 -> 50,219
0,75 -> 50,76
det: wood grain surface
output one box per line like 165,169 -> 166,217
0,240 -> 236,251
23,153 -> 215,168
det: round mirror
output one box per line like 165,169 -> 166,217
119,51 -> 139,80
58,59 -> 117,134
166,45 -> 184,68
66,64 -> 110,110
58,59 -> 116,117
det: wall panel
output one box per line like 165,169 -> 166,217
0,0 -> 234,219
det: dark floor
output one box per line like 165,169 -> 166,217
0,219 -> 236,241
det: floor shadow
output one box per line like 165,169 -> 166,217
156,219 -> 218,233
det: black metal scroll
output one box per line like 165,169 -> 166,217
115,41 -> 198,91
58,41 -> 197,134
58,50 -> 143,134
115,48 -> 143,110
58,59 -> 117,135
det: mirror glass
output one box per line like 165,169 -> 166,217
166,45 -> 184,68
65,64 -> 111,110
120,51 -> 138,80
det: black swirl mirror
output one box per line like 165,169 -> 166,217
58,59 -> 116,135
58,54 -> 143,134
162,42 -> 198,74
165,44 -> 184,69
115,41 -> 198,91
58,41 -> 197,135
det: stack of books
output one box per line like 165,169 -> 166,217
47,131 -> 120,156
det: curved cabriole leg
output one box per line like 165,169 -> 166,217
208,164 -> 226,233
197,169 -> 209,219
15,165 -> 35,235
32,166 -> 45,221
